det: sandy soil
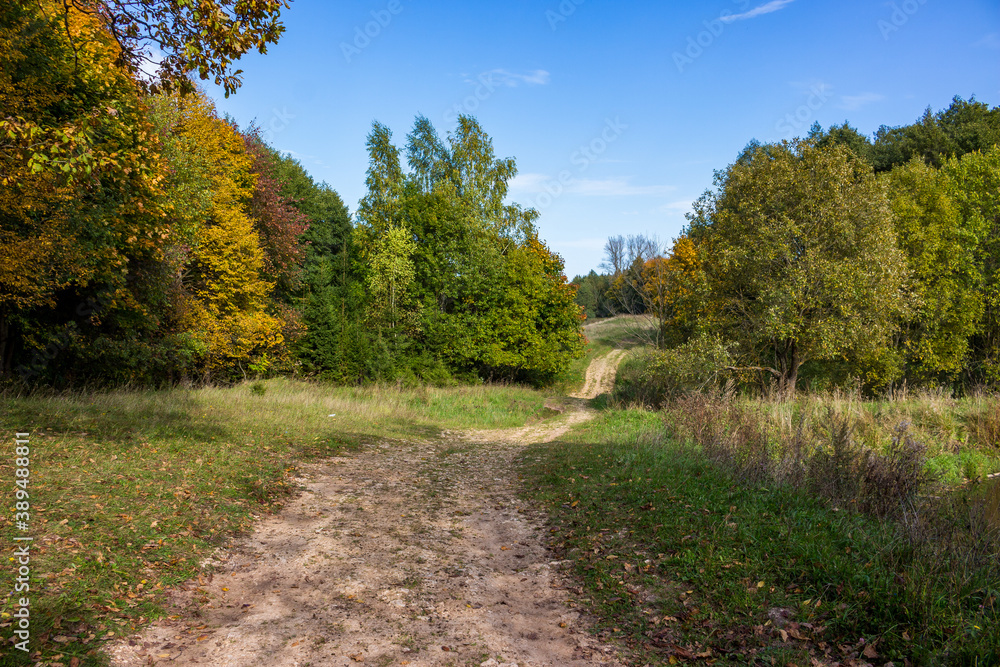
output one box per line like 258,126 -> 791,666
107,351 -> 627,667
570,349 -> 626,401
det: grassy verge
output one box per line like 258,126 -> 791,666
0,378 -> 546,666
521,409 -> 1000,666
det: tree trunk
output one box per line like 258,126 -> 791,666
777,339 -> 800,397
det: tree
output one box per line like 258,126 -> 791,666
601,234 -> 661,317
942,147 -> 1000,383
885,158 -> 983,384
687,140 -> 908,394
57,0 -> 290,97
871,97 -> 1000,172
809,121 -> 875,164
642,235 -> 705,348
153,91 -> 283,378
572,271 -> 614,320
1,1 -> 169,381
352,115 -> 585,384
242,129 -> 310,302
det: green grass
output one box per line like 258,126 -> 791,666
0,378 -> 547,666
521,408 -> 1000,666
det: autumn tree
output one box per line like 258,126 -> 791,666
1,1 -> 169,382
151,91 -> 283,378
642,235 -> 705,348
687,140 -> 908,394
242,129 -> 310,302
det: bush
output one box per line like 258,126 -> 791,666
665,394 -> 938,519
613,334 -> 734,407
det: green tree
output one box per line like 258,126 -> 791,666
353,115 -> 584,384
942,147 -> 1000,383
871,97 -> 1000,172
809,121 -> 875,163
885,158 -> 983,383
688,140 -> 908,394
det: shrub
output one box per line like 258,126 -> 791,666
613,334 -> 734,407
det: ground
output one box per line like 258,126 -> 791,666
106,349 -> 627,667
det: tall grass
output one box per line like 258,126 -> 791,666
524,406 -> 1000,664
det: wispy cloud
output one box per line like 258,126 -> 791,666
568,178 -> 676,197
658,200 -> 693,214
508,173 -> 551,194
974,33 -> 1000,50
721,0 -> 795,23
838,92 -> 885,111
467,69 -> 551,88
510,174 -> 676,198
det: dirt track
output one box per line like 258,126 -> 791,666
570,349 -> 626,401
108,351 -> 627,667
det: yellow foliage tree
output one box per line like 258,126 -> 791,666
1,1 -> 169,375
642,235 -> 705,347
154,92 -> 283,376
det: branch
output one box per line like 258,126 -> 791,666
724,365 -> 783,379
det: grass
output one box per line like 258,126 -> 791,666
521,408 -> 1000,666
0,378 -> 547,666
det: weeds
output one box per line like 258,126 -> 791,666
523,407 -> 1000,664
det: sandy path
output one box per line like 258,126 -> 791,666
571,349 -> 627,400
108,352 -> 626,667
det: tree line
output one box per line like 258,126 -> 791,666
0,1 -> 585,388
576,97 -> 1000,394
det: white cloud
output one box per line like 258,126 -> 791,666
838,92 -> 885,111
468,69 -> 551,88
568,178 -> 676,197
508,172 -> 551,194
720,0 -> 795,23
974,33 -> 1000,50
658,200 -> 693,214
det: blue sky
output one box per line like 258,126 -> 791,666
205,0 -> 1000,279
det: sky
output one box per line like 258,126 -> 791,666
204,0 -> 1000,279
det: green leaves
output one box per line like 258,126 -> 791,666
689,140 -> 907,393
348,115 -> 584,385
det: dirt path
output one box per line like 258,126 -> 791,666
109,352 -> 627,667
570,349 -> 626,401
